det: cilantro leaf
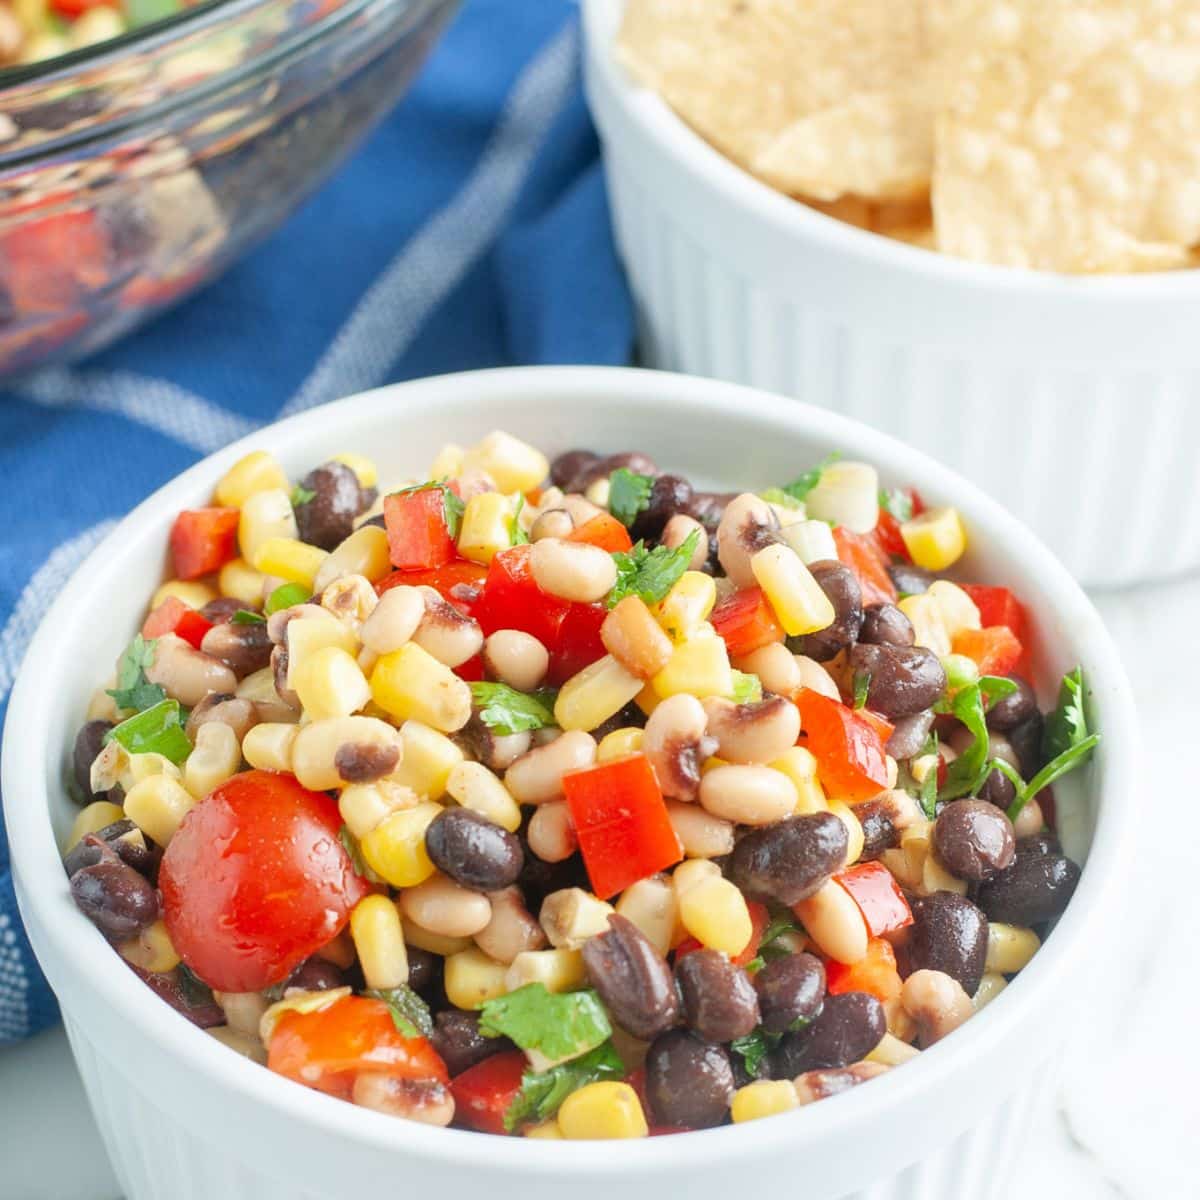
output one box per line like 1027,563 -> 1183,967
478,984 -> 611,1066
878,487 -> 914,523
731,670 -> 763,704
777,452 -> 842,504
916,731 -> 940,818
338,826 -> 384,884
510,493 -> 529,546
105,699 -> 191,764
503,1042 -> 625,1132
107,635 -> 168,713
470,682 -> 557,735
852,669 -> 871,710
936,676 -> 1018,802
266,581 -> 309,614
290,484 -> 316,508
363,985 -> 433,1039
231,609 -> 266,625
758,910 -> 802,961
608,469 -> 654,527
730,1029 -> 782,1078
607,531 -> 700,609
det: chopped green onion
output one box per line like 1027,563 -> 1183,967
266,582 -> 309,615
105,699 -> 192,764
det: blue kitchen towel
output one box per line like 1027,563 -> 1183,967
0,0 -> 633,1042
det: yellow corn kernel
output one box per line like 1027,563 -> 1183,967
806,461 -> 879,533
751,544 -> 835,637
828,801 -> 865,866
867,1032 -> 920,1067
429,442 -> 465,480
770,746 -> 829,814
238,487 -> 298,562
558,1082 -> 647,1140
524,1120 -> 563,1139
779,519 -> 838,565
505,948 -> 586,994
123,774 -> 195,847
331,451 -> 378,489
901,506 -> 967,571
651,635 -> 733,701
897,594 -> 952,657
118,919 -> 180,974
339,781 -> 419,840
66,801 -> 125,850
402,917 -> 473,957
216,450 -> 289,508
921,847 -> 967,897
653,571 -> 716,641
218,558 -> 267,607
678,876 -> 752,956
597,727 -> 644,763
634,682 -> 661,717
985,923 -> 1040,975
184,722 -> 240,798
292,646 -> 371,720
313,525 -> 391,593
464,431 -> 549,494
540,889 -> 614,951
125,752 -> 182,787
360,802 -> 442,887
554,654 -> 643,732
457,492 -> 517,565
252,537 -> 328,590
241,723 -> 298,773
371,643 -> 471,732
973,972 -> 1009,1011
731,1080 -> 800,1124
350,894 -> 410,991
615,876 -> 678,957
390,720 -> 464,799
285,613 -> 359,687
926,581 -> 981,640
151,579 -> 217,611
445,947 -> 510,1010
446,761 -> 522,832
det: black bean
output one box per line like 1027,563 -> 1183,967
361,513 -> 386,531
859,603 -> 915,647
431,1009 -> 512,1077
772,992 -> 885,1075
685,491 -> 738,531
976,764 -> 1017,809
853,801 -> 898,860
675,950 -> 760,1043
986,676 -> 1039,732
933,800 -> 1016,881
294,461 -> 370,551
727,812 -> 848,907
550,449 -> 598,489
1021,832 -> 1061,858
899,892 -> 988,995
976,841 -> 1081,926
754,952 -> 825,1034
200,621 -> 273,678
795,561 -> 863,662
946,726 -> 1019,809
644,1031 -> 734,1129
199,596 -> 246,625
848,643 -> 947,719
405,947 -> 437,996
582,914 -> 680,1040
631,474 -> 694,542
515,839 -> 591,912
286,958 -> 347,992
425,809 -> 523,892
72,720 -> 113,802
888,563 -> 937,595
64,826 -> 131,878
886,709 -> 935,761
135,966 -> 225,1029
70,860 -> 159,940
1007,713 -> 1046,778
564,451 -> 658,495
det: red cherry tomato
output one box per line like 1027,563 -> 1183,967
160,771 -> 370,993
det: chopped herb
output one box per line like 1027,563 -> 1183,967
729,1029 -> 782,1078
758,910 -> 802,961
177,964 -> 214,1010
503,1042 -> 624,1132
105,699 -> 192,764
917,731 -> 940,818
106,635 -> 167,713
478,984 -> 611,1064
266,581 -> 309,615
510,493 -> 529,546
879,487 -> 914,523
338,826 -> 384,884
230,609 -> 266,625
758,487 -> 805,511
935,676 -> 1017,802
607,531 -> 701,609
363,985 -> 433,1039
391,480 -> 465,540
743,956 -> 765,974
290,484 -> 316,508
470,682 -> 557,735
777,452 -> 842,504
852,670 -> 871,710
731,670 -> 763,704
608,469 -> 654,527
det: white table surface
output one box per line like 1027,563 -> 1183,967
2,576 -> 1193,1200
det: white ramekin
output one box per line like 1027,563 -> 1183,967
4,367 -> 1134,1200
582,0 -> 1200,590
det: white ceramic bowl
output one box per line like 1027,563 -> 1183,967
582,0 -> 1200,590
4,367 -> 1134,1200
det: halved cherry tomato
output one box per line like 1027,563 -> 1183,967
711,586 -> 785,659
833,861 -> 913,937
160,771 -> 370,993
142,596 -> 213,650
953,625 -> 1023,676
169,507 -> 239,581
376,561 -> 488,616
384,488 -> 457,571
795,689 -> 889,803
451,1050 -> 527,1135
833,528 -> 897,607
567,513 -> 633,554
268,995 -> 447,1102
824,937 -> 902,1004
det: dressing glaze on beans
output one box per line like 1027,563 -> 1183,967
61,431 -> 1096,1139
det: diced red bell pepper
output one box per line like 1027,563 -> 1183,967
547,601 -> 608,686
833,861 -> 913,937
567,513 -> 633,554
51,0 -> 111,14
142,596 -> 213,650
795,689 -> 889,803
855,709 -> 895,747
959,584 -> 1028,642
833,528 -> 897,607
952,625 -> 1024,677
453,655 -> 485,682
450,1050 -> 527,1135
169,507 -> 240,581
562,754 -> 684,900
873,509 -> 909,562
474,545 -> 570,648
711,586 -> 785,660
824,937 -> 902,1004
268,996 -> 447,1103
384,488 -> 458,571
376,561 -> 488,616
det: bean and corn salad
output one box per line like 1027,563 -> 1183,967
1,0 -> 195,68
63,435 -> 1098,1138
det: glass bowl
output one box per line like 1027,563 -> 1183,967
0,0 -> 458,377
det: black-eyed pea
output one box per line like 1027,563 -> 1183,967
665,801 -> 734,859
793,878 -> 868,965
529,538 -> 617,604
214,990 -> 268,1039
698,764 -> 797,825
144,634 -> 237,707
504,730 -> 596,804
185,693 -> 259,742
399,873 -> 492,939
901,969 -> 974,1047
530,509 -> 574,542
733,642 -> 801,698
642,693 -> 716,802
236,666 -> 298,724
352,1073 -> 455,1126
717,493 -> 779,589
200,620 -> 273,679
972,972 -> 1008,1011
792,1062 -> 889,1105
473,886 -> 546,964
320,574 -> 379,631
526,800 -> 577,863
793,654 -> 841,701
985,923 -> 1040,974
660,514 -> 709,570
701,695 -> 800,764
1012,796 -> 1044,840
412,587 -> 484,668
482,629 -> 549,691
291,716 -> 401,790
